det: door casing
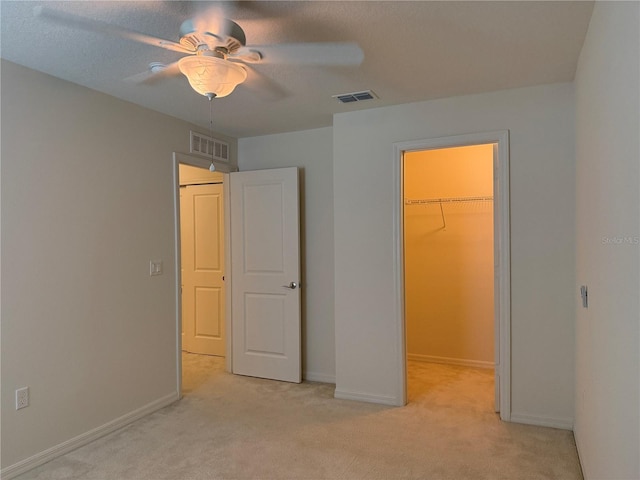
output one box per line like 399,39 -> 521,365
392,131 -> 511,420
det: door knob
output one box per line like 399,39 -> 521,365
282,282 -> 298,289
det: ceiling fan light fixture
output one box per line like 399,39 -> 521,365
178,55 -> 247,98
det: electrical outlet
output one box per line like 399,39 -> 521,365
580,285 -> 588,308
16,387 -> 29,410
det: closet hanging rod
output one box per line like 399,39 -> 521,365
404,196 -> 493,205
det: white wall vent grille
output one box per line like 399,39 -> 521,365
190,131 -> 229,163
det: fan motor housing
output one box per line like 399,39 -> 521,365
179,18 -> 246,54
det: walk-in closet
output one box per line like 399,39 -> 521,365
403,144 -> 495,405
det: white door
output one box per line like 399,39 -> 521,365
181,183 -> 226,356
229,167 -> 301,383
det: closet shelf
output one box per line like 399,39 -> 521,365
404,196 -> 493,229
404,196 -> 493,205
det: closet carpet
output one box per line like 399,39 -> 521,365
15,354 -> 582,480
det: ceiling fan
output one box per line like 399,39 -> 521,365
34,5 -> 364,100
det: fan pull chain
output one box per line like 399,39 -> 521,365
208,96 -> 215,172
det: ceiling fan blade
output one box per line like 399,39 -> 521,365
241,65 -> 290,101
33,6 -> 194,54
124,61 -> 181,85
234,43 -> 364,66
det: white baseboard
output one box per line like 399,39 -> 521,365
303,371 -> 336,384
407,353 -> 495,369
572,425 -> 588,477
510,412 -> 574,431
1,391 -> 180,480
334,388 -> 401,406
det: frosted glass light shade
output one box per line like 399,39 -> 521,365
178,55 -> 247,98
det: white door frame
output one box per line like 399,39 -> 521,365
392,131 -> 511,420
172,152 -> 237,396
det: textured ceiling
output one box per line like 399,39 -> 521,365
0,1 -> 594,138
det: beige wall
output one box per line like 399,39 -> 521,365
333,82 -> 576,426
0,60 -> 236,473
574,2 -> 639,478
404,145 -> 494,366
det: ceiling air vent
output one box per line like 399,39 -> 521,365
190,131 -> 229,163
333,90 -> 377,104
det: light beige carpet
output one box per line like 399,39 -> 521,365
16,354 -> 583,479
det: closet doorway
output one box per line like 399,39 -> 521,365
393,131 -> 510,419
178,163 -> 226,358
404,144 -> 494,410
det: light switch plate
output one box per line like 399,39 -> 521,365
150,260 -> 163,276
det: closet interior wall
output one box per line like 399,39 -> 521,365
404,144 -> 494,367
